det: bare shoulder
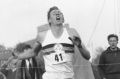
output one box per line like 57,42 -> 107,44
37,24 -> 50,32
65,24 -> 80,38
36,24 -> 50,43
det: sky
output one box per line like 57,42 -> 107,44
0,0 -> 120,57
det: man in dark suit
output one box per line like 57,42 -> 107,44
14,43 -> 44,79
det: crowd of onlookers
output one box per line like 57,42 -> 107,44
0,43 -> 45,79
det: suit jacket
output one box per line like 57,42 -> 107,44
15,57 -> 41,79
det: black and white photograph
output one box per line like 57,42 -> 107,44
0,0 -> 120,79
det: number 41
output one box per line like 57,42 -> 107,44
55,54 -> 63,62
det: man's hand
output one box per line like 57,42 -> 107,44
68,36 -> 82,48
69,36 -> 90,60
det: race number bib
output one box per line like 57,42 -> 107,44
51,44 -> 67,64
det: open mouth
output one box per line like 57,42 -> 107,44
56,17 -> 60,20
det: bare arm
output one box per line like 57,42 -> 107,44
66,25 -> 90,60
69,36 -> 90,60
14,42 -> 42,60
15,24 -> 49,60
16,49 -> 35,60
77,44 -> 90,60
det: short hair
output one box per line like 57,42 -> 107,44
107,34 -> 118,41
15,43 -> 31,53
47,6 -> 59,25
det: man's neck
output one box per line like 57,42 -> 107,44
110,47 -> 117,51
50,24 -> 64,38
51,23 -> 63,28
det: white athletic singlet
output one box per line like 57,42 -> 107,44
42,28 -> 74,79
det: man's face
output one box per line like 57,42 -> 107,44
108,37 -> 118,49
49,9 -> 64,25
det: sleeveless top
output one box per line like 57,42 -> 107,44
42,28 -> 74,73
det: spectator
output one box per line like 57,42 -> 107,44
99,34 -> 120,79
14,43 -> 42,79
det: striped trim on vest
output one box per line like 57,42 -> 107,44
42,43 -> 74,55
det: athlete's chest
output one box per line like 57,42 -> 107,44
41,28 -> 74,64
42,28 -> 72,46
